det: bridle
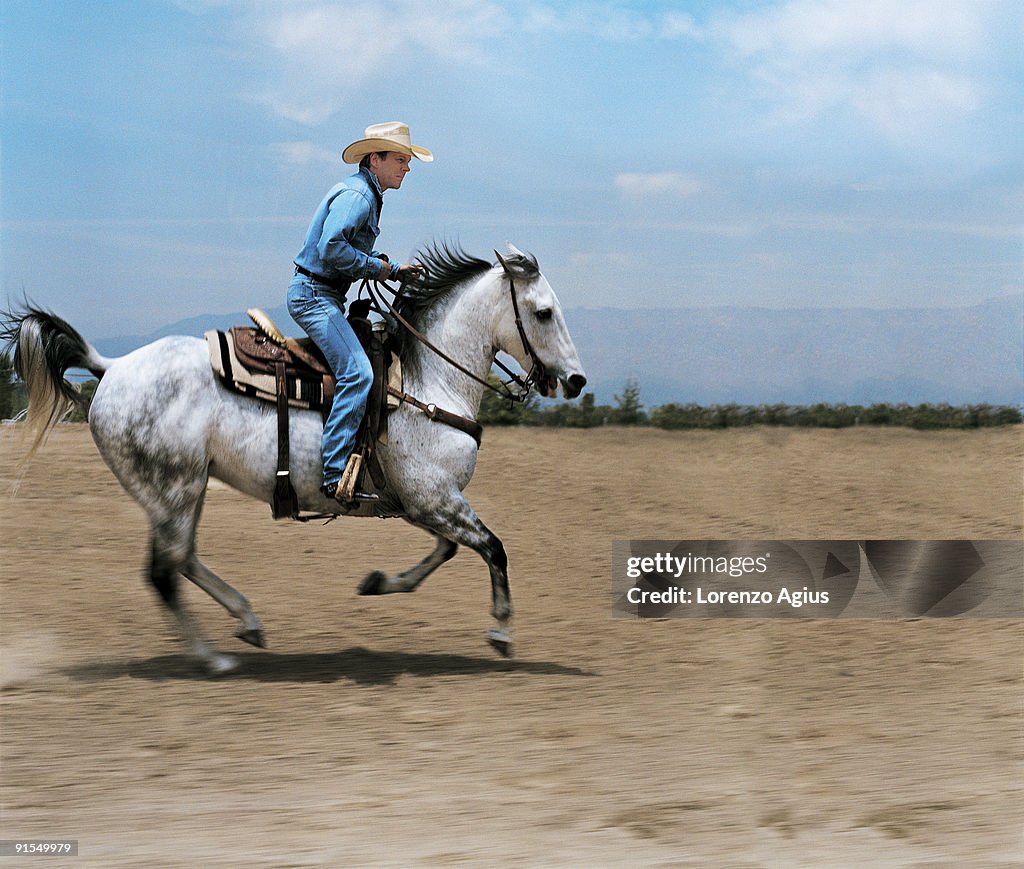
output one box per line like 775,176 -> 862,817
496,251 -> 551,399
359,253 -> 550,404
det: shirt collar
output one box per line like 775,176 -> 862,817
360,165 -> 384,196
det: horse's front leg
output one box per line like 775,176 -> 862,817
357,530 -> 458,595
417,500 -> 514,657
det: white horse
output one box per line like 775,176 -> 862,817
4,243 -> 587,674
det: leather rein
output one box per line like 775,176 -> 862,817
360,256 -> 549,407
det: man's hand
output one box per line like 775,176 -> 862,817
395,264 -> 423,283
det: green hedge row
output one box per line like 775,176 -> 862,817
488,400 -> 1022,430
479,379 -> 1022,429
644,401 -> 1022,430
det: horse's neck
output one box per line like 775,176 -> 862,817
406,274 -> 499,417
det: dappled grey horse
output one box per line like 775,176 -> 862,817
4,244 -> 587,673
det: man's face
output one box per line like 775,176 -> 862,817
370,152 -> 412,191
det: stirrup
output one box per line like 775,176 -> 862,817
321,481 -> 378,504
339,451 -> 364,502
348,491 -> 379,502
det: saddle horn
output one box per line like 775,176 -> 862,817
248,308 -> 287,347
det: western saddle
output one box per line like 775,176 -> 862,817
206,301 -> 482,521
206,302 -> 400,520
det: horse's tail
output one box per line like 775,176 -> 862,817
1,306 -> 113,457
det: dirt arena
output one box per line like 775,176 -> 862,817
1,423 -> 1021,867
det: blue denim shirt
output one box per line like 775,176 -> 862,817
293,166 -> 403,291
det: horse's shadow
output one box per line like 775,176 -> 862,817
63,646 -> 596,686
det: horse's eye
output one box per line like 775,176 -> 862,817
535,308 -> 553,321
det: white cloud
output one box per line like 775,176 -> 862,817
186,0 -> 1008,143
510,1 -> 1001,144
709,0 -> 997,139
616,172 -> 703,198
521,3 -> 698,41
193,0 -> 510,124
722,0 -> 984,59
271,141 -> 339,165
851,68 -> 979,139
659,12 -> 701,41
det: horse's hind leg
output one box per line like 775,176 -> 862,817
122,458 -> 240,672
357,530 -> 458,596
181,556 -> 265,648
87,348 -> 247,673
149,521 -> 239,675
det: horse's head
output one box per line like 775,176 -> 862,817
493,244 -> 587,400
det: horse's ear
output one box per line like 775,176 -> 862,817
495,247 -> 539,278
506,242 -> 526,259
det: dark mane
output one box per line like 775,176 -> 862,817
396,241 -> 492,324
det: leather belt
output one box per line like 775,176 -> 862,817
294,264 -> 347,291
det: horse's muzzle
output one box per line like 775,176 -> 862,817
563,373 -> 587,400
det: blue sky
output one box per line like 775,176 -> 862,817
2,0 -> 1022,339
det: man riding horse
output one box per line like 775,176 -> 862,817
287,122 -> 432,505
3,119 -> 588,671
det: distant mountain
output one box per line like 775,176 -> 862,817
570,295 -> 1023,407
94,305 -> 301,358
93,296 -> 1023,408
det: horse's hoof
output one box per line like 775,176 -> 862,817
486,628 -> 513,658
205,653 -> 239,676
357,570 -> 388,595
235,627 -> 266,648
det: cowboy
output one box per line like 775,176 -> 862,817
287,122 -> 433,504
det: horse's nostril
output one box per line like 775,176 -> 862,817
566,374 -> 587,398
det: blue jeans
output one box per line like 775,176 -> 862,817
287,275 -> 372,486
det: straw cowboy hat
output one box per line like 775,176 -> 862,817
342,122 -> 434,164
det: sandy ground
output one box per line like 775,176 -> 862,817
1,423 -> 1021,867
